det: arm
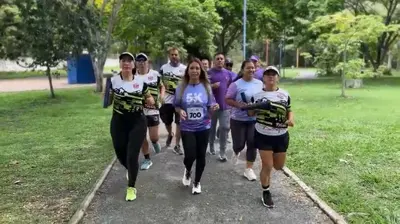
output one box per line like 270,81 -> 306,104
143,83 -> 155,105
225,82 -> 246,108
173,85 -> 187,120
286,95 -> 294,127
157,73 -> 165,102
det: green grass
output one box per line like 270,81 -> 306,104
281,77 -> 400,224
0,88 -> 114,223
0,66 -> 119,80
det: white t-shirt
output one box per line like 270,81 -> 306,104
111,74 -> 148,114
253,88 -> 291,136
134,69 -> 161,115
159,63 -> 186,104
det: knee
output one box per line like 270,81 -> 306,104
273,163 -> 284,170
149,134 -> 159,143
262,162 -> 273,171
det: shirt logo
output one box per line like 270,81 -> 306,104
186,93 -> 203,103
148,76 -> 154,81
133,83 -> 139,88
277,93 -> 285,99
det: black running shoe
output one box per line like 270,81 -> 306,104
262,190 -> 274,208
166,132 -> 174,147
173,145 -> 183,155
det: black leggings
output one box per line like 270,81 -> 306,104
110,113 -> 147,187
181,129 -> 210,184
230,119 -> 257,162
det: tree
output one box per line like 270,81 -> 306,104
91,0 -> 123,92
346,0 -> 400,70
0,0 -> 21,59
309,10 -> 398,96
6,0 -> 102,98
115,0 -> 221,60
214,0 -> 280,55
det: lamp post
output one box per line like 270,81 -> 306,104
243,0 -> 247,60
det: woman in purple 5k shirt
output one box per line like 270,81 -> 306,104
226,60 -> 263,182
174,58 -> 219,195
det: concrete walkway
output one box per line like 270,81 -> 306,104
81,128 -> 332,224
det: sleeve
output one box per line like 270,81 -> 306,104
287,94 -> 291,111
155,71 -> 162,86
173,85 -> 181,107
207,85 -> 216,106
230,71 -> 237,82
142,83 -> 149,96
225,82 -> 238,100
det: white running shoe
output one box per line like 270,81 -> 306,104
182,168 -> 191,187
192,182 -> 201,195
231,152 -> 240,165
244,168 -> 257,181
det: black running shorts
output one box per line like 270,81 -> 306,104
146,114 -> 160,127
255,130 -> 289,153
159,104 -> 180,125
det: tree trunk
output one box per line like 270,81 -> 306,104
92,0 -> 123,92
341,50 -> 347,98
46,66 -> 55,98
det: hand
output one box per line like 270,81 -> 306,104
211,103 -> 219,111
237,102 -> 248,108
285,118 -> 294,127
179,109 -> 187,120
212,82 -> 220,88
145,96 -> 155,106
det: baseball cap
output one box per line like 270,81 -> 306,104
119,52 -> 134,61
263,66 -> 280,76
250,55 -> 259,61
135,53 -> 148,61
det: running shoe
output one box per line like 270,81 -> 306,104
192,182 -> 201,195
166,132 -> 174,147
173,145 -> 183,155
140,159 -> 153,170
218,155 -> 227,162
152,142 -> 161,154
208,146 -> 216,155
126,187 -> 137,201
262,190 -> 274,208
244,168 -> 257,181
231,152 -> 240,165
182,168 -> 191,187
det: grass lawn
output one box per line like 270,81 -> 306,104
0,88 -> 114,223
0,66 -> 119,80
281,77 -> 400,224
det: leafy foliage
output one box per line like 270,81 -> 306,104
115,0 -> 221,60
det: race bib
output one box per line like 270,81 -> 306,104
187,107 -> 204,121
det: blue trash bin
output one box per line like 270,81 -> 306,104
67,54 -> 96,84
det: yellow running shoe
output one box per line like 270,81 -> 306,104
126,187 -> 137,201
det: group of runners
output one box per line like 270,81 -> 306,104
105,47 -> 294,208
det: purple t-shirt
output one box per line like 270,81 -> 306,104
229,71 -> 238,81
208,68 -> 232,110
173,83 -> 216,132
254,68 -> 264,80
226,78 -> 263,121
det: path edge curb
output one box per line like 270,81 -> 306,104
68,157 -> 117,224
282,167 -> 348,224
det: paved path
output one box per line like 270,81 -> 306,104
82,128 -> 332,224
0,77 -> 96,93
